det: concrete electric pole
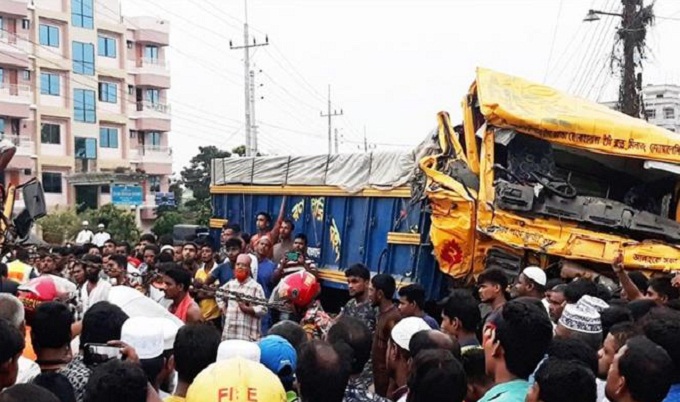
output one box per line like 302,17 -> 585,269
229,0 -> 268,156
320,85 -> 343,155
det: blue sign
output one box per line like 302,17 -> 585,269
111,185 -> 143,206
155,192 -> 176,207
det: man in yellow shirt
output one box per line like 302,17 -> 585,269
193,244 -> 221,329
7,249 -> 36,285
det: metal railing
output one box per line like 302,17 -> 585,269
135,100 -> 171,114
139,145 -> 172,155
141,57 -> 169,69
0,83 -> 32,98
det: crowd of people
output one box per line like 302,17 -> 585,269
0,210 -> 678,402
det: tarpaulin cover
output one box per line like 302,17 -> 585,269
476,67 -> 680,164
211,151 -> 417,193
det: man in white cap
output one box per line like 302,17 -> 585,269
555,297 -> 603,351
92,224 -> 111,248
216,339 -> 261,363
121,317 -> 174,397
513,266 -> 550,316
75,221 -> 94,246
387,317 -> 431,402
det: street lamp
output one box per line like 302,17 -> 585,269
583,9 -> 623,22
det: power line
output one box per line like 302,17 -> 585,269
543,0 -> 565,83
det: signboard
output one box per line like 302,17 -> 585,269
155,192 -> 176,207
111,185 -> 143,206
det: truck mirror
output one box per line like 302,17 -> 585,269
21,180 -> 47,220
13,209 -> 33,241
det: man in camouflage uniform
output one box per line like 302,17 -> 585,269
337,264 -> 377,390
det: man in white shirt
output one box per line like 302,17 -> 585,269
80,254 -> 111,314
92,224 -> 111,247
0,294 -> 40,383
75,221 -> 94,245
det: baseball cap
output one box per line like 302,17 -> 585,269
217,340 -> 261,362
121,317 -> 164,359
390,317 -> 431,351
258,335 -> 297,379
187,358 -> 286,402
522,266 -> 547,287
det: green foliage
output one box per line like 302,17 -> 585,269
152,210 -> 184,237
231,145 -> 246,157
81,204 -> 140,244
180,146 -> 231,201
38,207 -> 80,245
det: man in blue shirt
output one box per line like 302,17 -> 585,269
397,284 -> 439,330
478,299 -> 553,402
254,236 -> 276,334
204,238 -> 242,286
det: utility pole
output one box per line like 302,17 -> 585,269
620,0 -> 639,117
229,0 -> 268,156
363,126 -> 376,153
334,128 -> 339,154
320,85 -> 343,155
584,1 -> 653,118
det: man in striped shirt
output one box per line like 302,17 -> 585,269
217,254 -> 267,341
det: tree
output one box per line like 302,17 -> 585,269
38,207 -> 80,244
152,210 -> 184,238
181,146 -> 231,201
231,145 -> 246,157
81,204 -> 140,244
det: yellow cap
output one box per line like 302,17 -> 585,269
186,357 -> 287,402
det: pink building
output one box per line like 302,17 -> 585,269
0,0 -> 172,227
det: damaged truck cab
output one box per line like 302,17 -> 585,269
423,68 -> 680,281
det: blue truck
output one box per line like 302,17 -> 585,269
209,151 -> 448,302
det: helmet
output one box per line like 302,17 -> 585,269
278,270 -> 320,308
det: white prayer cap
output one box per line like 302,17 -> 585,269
150,317 -> 181,351
390,317 -> 430,351
217,339 -> 261,363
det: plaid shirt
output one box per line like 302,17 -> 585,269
217,278 -> 267,341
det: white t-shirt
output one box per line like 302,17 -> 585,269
92,232 -> 111,247
16,357 -> 40,384
75,230 -> 94,245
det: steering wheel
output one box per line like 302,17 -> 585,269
529,171 -> 578,199
493,164 -> 524,185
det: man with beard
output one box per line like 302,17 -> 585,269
140,245 -> 159,275
249,197 -> 287,256
79,254 -> 111,316
102,239 -> 116,257
164,267 -> 202,324
546,284 -> 567,324
182,243 -> 199,273
272,219 -> 295,265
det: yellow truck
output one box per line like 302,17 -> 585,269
423,68 -> 680,281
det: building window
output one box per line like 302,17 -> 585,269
98,82 -> 117,103
664,107 -> 675,120
0,119 -> 4,135
41,123 -> 61,144
39,24 -> 60,47
657,94 -> 664,98
0,68 -> 3,84
99,127 -> 118,148
144,45 -> 158,61
73,41 -> 95,75
146,132 -> 161,146
21,19 -> 29,30
145,89 -> 160,105
40,73 -> 60,96
72,0 -> 93,29
22,70 -> 30,80
42,172 -> 63,193
74,89 -> 96,123
101,184 -> 110,194
148,175 -> 161,193
97,36 -> 116,58
645,109 -> 656,119
74,137 -> 97,159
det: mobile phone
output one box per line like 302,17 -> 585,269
286,251 -> 301,261
83,343 -> 122,366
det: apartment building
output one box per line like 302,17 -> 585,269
642,84 -> 680,133
0,0 -> 172,227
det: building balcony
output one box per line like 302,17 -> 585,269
131,101 -> 171,131
127,17 -> 170,46
140,57 -> 169,72
0,31 -> 29,68
0,0 -> 28,17
130,145 -> 172,163
0,84 -> 31,118
133,71 -> 170,89
1,135 -> 35,170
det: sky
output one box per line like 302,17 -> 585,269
120,0 -> 680,174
